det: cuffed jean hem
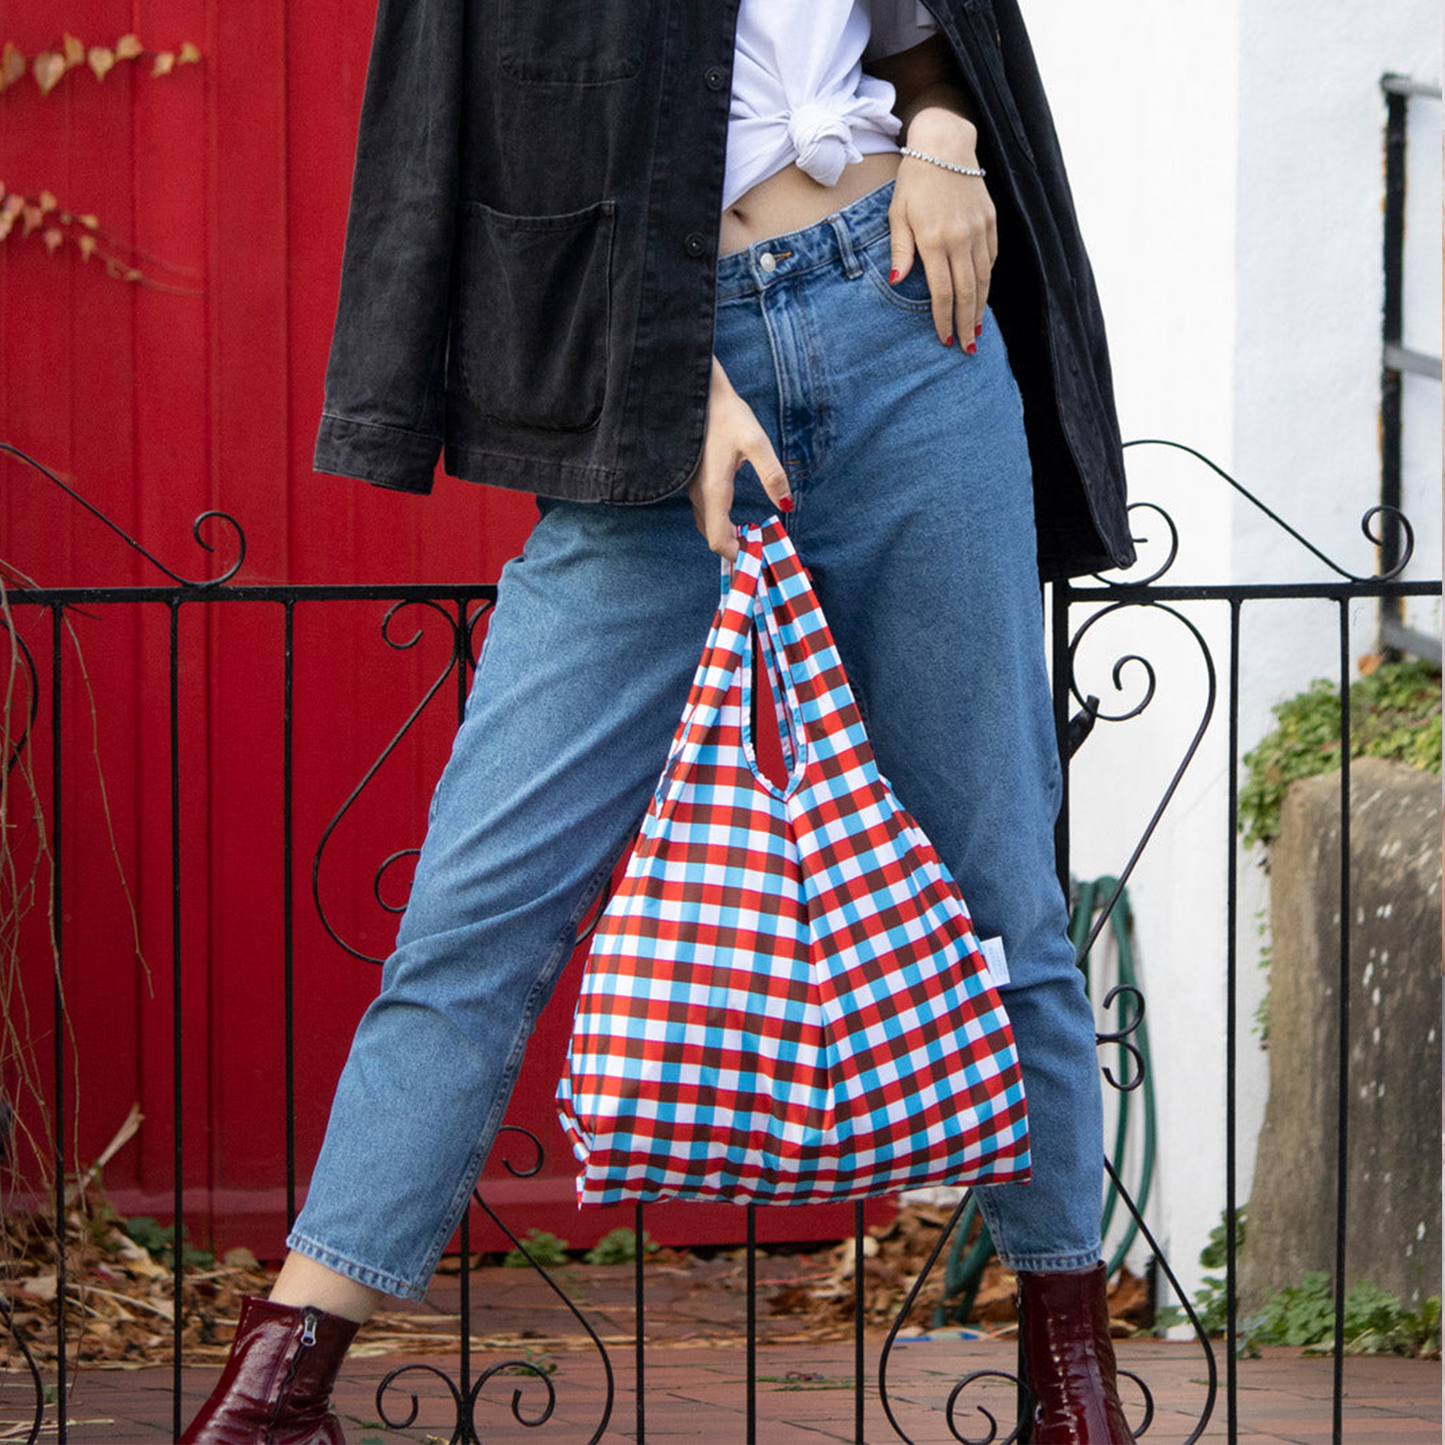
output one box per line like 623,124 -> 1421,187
283,1231 -> 431,1304
990,1247 -> 1104,1274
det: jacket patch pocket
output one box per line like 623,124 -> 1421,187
501,0 -> 647,84
454,199 -> 615,433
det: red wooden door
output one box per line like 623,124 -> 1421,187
1,2 -> 887,1260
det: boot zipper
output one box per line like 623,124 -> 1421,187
263,1311 -> 318,1443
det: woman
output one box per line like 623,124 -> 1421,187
182,3 -> 1138,1441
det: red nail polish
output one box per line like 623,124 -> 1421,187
965,341 -> 977,355
779,494 -> 794,512
889,268 -> 900,284
975,322 -> 983,337
943,333 -> 953,346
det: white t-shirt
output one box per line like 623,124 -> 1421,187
723,0 -> 941,211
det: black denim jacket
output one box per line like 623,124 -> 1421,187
313,0 -> 1136,580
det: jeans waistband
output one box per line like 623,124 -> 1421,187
714,176 -> 896,302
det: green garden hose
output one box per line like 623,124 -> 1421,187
933,877 -> 1157,1325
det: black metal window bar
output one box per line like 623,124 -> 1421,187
1378,73 -> 1443,664
2,71 -> 1439,1445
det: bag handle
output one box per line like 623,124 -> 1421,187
648,535 -> 767,811
652,517 -> 864,811
739,544 -> 809,797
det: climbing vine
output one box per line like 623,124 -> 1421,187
0,185 -> 199,291
1,31 -> 203,290
1,33 -> 200,95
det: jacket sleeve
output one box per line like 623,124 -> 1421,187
312,0 -> 463,494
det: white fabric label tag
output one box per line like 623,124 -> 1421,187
978,935 -> 1010,988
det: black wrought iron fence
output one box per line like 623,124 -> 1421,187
1,67 -> 1438,1445
1,420 -> 1435,1445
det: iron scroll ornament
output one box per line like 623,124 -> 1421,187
1,443 -> 248,588
873,1188 -> 1161,1444
311,597 -> 494,963
874,1184 -> 1210,1444
1067,438 -> 1418,961
1110,438 -> 1416,584
373,1126 -> 615,1445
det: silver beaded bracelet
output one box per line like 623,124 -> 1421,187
898,146 -> 986,178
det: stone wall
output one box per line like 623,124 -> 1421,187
1239,757 -> 1442,1311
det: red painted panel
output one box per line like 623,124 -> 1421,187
1,0 -> 896,1267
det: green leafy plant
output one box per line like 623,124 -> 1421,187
1249,907 -> 1272,1046
496,1345 -> 559,1377
583,1227 -> 658,1266
1154,1213 -> 1441,1358
1155,1212 -> 1242,1337
1244,1269 -> 1337,1347
1238,660 -> 1441,853
1329,1285 -> 1441,1357
502,1229 -> 570,1268
1245,1272 -> 1442,1357
118,1215 -> 214,1271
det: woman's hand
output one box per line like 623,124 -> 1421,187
686,353 -> 792,563
889,108 -> 998,350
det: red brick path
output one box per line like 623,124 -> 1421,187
27,1263 -> 1444,1443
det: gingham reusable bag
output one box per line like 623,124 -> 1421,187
556,516 -> 1030,1205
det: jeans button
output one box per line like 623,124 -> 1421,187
759,252 -> 777,272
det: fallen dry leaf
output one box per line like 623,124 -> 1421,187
18,1275 -> 58,1302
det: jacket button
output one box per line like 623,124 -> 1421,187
705,65 -> 727,90
685,232 -> 708,257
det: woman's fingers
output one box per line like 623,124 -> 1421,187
971,236 -> 993,339
892,222 -> 990,350
749,437 -> 793,519
688,454 -> 740,562
687,355 -> 791,562
943,245 -> 976,350
890,111 -> 997,351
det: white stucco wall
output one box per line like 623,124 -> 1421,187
1021,0 -> 1441,1310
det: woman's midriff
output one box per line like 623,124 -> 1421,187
718,150 -> 901,256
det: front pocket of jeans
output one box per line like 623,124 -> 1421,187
860,242 -> 934,312
453,199 -> 614,431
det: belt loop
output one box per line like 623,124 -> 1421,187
829,212 -> 863,279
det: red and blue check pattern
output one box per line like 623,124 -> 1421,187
557,517 -> 1030,1204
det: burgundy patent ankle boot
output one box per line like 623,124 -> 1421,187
1018,1263 -> 1137,1444
180,1295 -> 359,1444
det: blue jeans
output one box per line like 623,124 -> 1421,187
288,176 -> 1105,1301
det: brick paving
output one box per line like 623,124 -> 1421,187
14,1264 -> 1441,1443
